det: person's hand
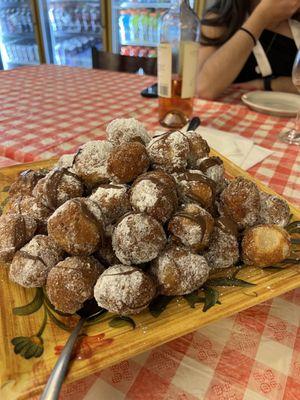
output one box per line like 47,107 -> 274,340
254,0 -> 300,27
232,79 -> 264,91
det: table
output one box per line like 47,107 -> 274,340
0,65 -> 299,400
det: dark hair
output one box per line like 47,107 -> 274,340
201,0 -> 252,46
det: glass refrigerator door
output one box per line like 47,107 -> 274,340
0,0 -> 41,70
111,0 -> 195,57
38,0 -> 104,68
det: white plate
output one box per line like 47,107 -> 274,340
241,91 -> 300,117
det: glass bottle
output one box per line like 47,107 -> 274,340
157,0 -> 201,129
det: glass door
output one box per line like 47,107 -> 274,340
110,0 -> 196,58
38,0 -> 106,68
0,0 -> 41,69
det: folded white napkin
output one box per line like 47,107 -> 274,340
154,125 -> 273,170
194,126 -> 273,170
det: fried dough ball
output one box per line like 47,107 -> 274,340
95,236 -> 119,268
185,131 -> 210,168
168,203 -> 214,252
150,245 -> 210,295
147,131 -> 190,173
204,225 -> 239,269
106,118 -> 151,147
9,235 -> 64,287
112,213 -> 167,265
46,256 -> 104,314
0,214 -> 37,262
215,215 -> 239,237
55,154 -> 75,171
9,169 -> 46,199
33,167 -> 83,210
6,195 -> 52,233
107,141 -> 150,184
130,170 -> 178,223
242,224 -> 291,267
94,264 -> 156,315
197,156 -> 225,193
48,198 -> 104,255
259,192 -> 290,227
220,177 -> 260,229
174,170 -> 216,212
90,183 -> 131,224
73,140 -> 113,187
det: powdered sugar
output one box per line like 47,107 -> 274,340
130,180 -> 159,211
106,118 -> 150,147
56,154 -> 75,170
94,264 -> 156,315
112,213 -> 166,264
150,245 -> 210,295
198,156 -> 225,187
204,227 -> 239,269
172,219 -> 203,246
0,214 -> 37,262
46,256 -> 103,313
90,184 -> 130,223
48,198 -> 104,255
220,177 -> 260,229
33,168 -> 83,210
259,192 -> 290,227
147,131 -> 190,173
73,140 -> 113,184
91,184 -> 127,202
9,235 -> 64,287
185,131 -> 210,168
7,195 -> 52,227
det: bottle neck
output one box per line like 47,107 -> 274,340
170,0 -> 190,10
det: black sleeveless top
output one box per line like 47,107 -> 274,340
235,29 -> 297,83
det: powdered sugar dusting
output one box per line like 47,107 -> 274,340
94,264 -> 156,314
204,227 -> 239,269
150,245 -> 210,295
9,235 -> 64,287
220,177 -> 260,229
112,213 -> 166,264
198,156 -> 224,185
91,185 -> 127,203
48,198 -> 104,255
33,168 -> 83,209
171,218 -> 203,247
147,131 -> 189,173
90,184 -> 130,223
259,192 -> 290,227
46,256 -> 103,313
130,180 -> 159,211
56,154 -> 75,170
0,214 -> 37,262
106,118 -> 150,147
73,140 -> 113,182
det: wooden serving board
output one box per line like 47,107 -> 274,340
0,152 -> 299,400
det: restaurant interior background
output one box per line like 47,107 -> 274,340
0,0 -> 213,70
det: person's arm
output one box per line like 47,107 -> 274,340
197,0 -> 300,100
233,77 -> 297,93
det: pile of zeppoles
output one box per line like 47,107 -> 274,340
0,118 -> 291,315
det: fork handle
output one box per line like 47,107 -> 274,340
40,318 -> 85,400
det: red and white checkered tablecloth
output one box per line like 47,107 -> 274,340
0,65 -> 154,162
1,65 -> 300,400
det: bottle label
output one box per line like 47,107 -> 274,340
158,43 -> 172,98
181,41 -> 199,99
